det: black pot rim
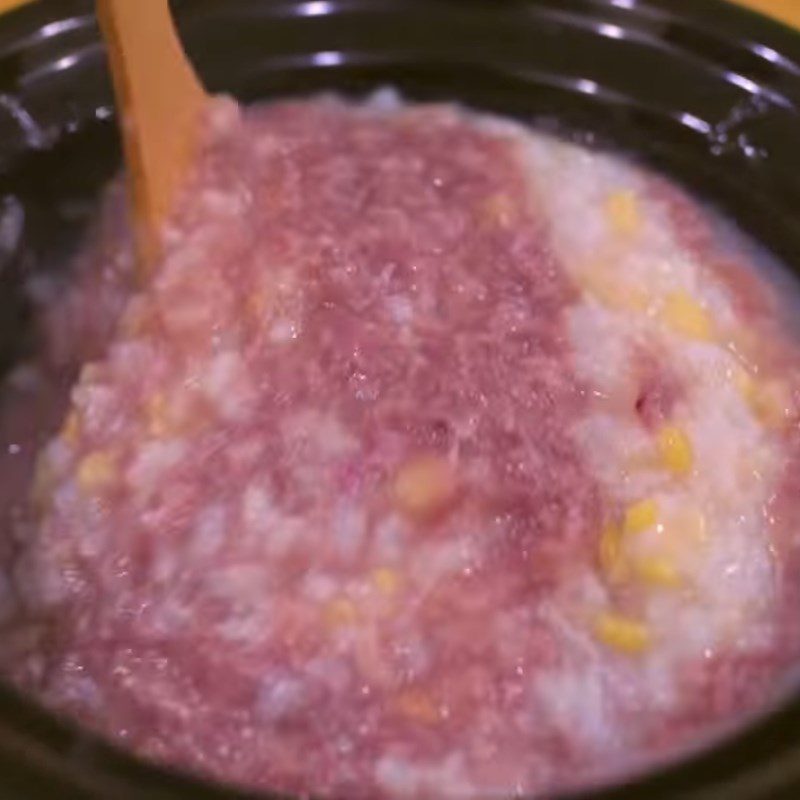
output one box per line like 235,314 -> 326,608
0,1 -> 799,798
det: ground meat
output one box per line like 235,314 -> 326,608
4,98 -> 602,798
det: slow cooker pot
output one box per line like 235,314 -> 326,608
0,0 -> 799,798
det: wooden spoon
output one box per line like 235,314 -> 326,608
96,0 -> 208,270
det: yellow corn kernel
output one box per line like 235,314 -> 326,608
79,363 -> 103,384
623,498 -> 659,535
247,289 -> 272,320
670,506 -> 709,548
660,291 -> 714,341
393,456 -> 456,521
634,557 -> 682,589
736,369 -> 791,429
598,522 -> 628,584
371,567 -> 401,596
734,365 -> 754,394
754,380 -> 792,429
76,451 -> 116,493
394,689 -> 440,724
725,328 -> 761,371
144,393 -> 171,438
324,597 -> 358,628
145,388 -> 210,438
594,612 -> 651,655
734,367 -> 765,418
605,189 -> 640,236
657,425 -> 693,477
577,266 -> 649,313
483,193 -> 516,228
59,410 -> 81,447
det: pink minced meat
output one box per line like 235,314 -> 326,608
6,99 -> 601,798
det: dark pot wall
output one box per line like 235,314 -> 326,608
0,1 -> 798,798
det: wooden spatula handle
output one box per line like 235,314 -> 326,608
97,0 -> 207,270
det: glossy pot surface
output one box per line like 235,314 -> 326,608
0,1 -> 799,798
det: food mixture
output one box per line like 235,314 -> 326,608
0,93 -> 799,799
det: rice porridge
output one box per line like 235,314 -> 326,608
0,94 -> 799,799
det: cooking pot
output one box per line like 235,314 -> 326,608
0,1 -> 799,797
